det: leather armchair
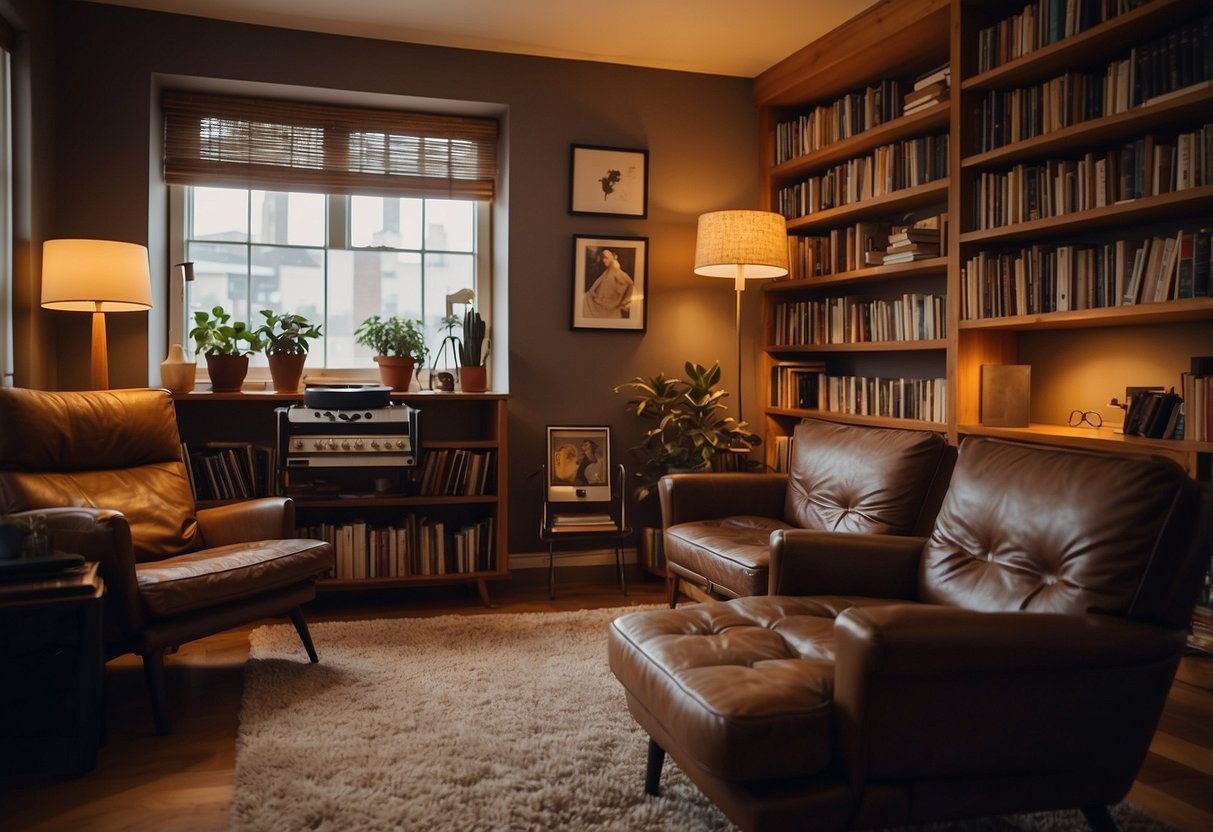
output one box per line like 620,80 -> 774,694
0,387 -> 333,734
659,418 -> 954,605
610,437 -> 1212,831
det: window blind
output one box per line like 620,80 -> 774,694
162,90 -> 498,200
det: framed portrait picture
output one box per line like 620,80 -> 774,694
547,426 -> 612,503
571,235 -> 648,332
569,145 -> 648,218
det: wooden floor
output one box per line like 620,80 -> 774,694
0,567 -> 1210,832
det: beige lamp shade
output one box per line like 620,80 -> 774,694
41,239 -> 153,311
693,210 -> 789,291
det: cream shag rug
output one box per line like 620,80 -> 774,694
232,607 -> 1172,832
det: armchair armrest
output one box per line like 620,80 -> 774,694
769,530 -> 926,597
658,472 -> 787,527
195,497 -> 295,547
832,604 -> 1186,789
33,506 -> 144,643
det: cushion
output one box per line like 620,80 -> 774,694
136,538 -> 332,617
664,516 -> 794,597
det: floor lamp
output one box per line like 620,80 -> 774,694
693,210 -> 788,424
41,239 -> 153,389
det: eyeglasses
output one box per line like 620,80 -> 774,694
1068,410 -> 1102,428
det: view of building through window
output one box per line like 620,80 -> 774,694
184,186 -> 478,370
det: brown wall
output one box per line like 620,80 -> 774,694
20,1 -> 762,551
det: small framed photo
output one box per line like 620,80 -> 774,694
547,426 -> 612,502
571,235 -> 647,332
569,145 -> 648,218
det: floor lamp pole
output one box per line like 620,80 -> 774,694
91,302 -> 109,390
735,264 -> 745,425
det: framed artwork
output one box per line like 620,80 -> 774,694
547,426 -> 612,502
569,145 -> 648,218
571,235 -> 648,332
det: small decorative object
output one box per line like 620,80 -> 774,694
189,306 -> 264,392
256,310 -> 323,393
546,426 -> 612,503
980,364 -> 1030,427
569,145 -> 648,217
571,235 -> 648,332
354,315 -> 428,392
159,343 -> 196,393
429,314 -> 463,391
614,361 -> 760,501
458,305 -> 489,392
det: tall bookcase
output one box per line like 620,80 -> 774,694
756,0 -> 1213,656
756,0 -> 1213,476
173,391 -> 509,607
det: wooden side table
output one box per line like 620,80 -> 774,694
0,561 -> 105,776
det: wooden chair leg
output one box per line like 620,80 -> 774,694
645,738 -> 666,796
289,606 -> 319,664
548,543 -> 557,600
1081,805 -> 1118,832
142,649 -> 171,736
667,573 -> 680,608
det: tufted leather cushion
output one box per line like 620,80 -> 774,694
137,538 -> 333,617
664,515 -> 794,598
919,437 -> 1200,622
783,419 -> 949,534
609,595 -> 893,781
0,388 -> 200,561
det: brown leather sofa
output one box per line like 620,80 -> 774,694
0,387 -> 333,734
610,437 -> 1212,831
660,418 -> 954,606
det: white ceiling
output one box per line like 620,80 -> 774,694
83,0 -> 881,78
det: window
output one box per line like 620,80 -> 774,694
162,90 -> 498,377
172,186 -> 486,372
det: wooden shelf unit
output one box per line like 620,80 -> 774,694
755,0 -> 1213,480
173,391 -> 509,606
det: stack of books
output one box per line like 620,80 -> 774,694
549,512 -> 618,534
883,216 -> 944,264
0,555 -> 100,602
904,63 -> 950,115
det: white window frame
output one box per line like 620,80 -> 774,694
168,185 -> 491,384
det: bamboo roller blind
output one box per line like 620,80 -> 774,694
162,90 -> 498,199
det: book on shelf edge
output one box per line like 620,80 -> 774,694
0,560 -> 100,601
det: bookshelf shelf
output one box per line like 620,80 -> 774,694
960,297 -> 1213,330
785,179 -> 950,233
764,257 -> 948,292
765,407 -> 946,433
768,339 -> 948,353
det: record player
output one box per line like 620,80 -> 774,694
277,385 -> 420,469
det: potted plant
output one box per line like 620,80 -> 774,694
354,315 -> 428,392
457,306 -> 489,393
256,310 -> 323,393
614,361 -> 760,501
189,306 -> 265,392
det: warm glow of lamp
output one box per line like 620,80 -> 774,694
693,210 -> 788,421
41,239 -> 153,389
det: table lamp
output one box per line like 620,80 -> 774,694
41,239 -> 153,389
693,210 -> 788,422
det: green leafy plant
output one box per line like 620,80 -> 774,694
354,315 -> 428,362
458,306 -> 488,367
614,361 -> 760,501
189,306 -> 265,356
255,310 -> 323,356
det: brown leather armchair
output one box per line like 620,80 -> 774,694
610,437 -> 1212,831
0,387 -> 333,734
659,418 -> 954,605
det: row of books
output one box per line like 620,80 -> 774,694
976,0 -> 1149,74
770,435 -> 796,474
977,20 -> 1211,152
770,361 -> 827,410
1123,388 -> 1184,440
182,441 -> 277,501
412,448 -> 494,497
783,214 -> 946,279
773,79 -> 906,165
973,124 -> 1213,231
770,372 -> 947,423
299,515 -> 495,580
777,133 -> 949,221
772,292 -> 946,347
960,228 -> 1212,320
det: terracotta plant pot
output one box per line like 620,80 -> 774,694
205,354 -> 250,392
374,355 -> 417,392
267,352 -> 307,393
459,365 -> 488,393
